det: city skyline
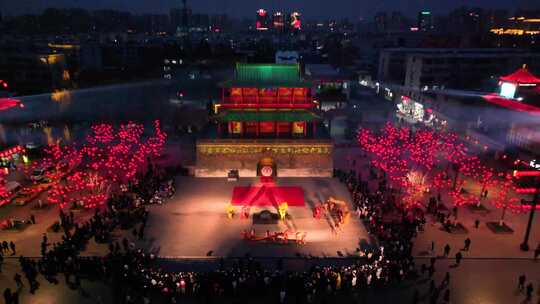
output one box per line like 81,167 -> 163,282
1,0 -> 539,19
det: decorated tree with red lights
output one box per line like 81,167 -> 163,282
358,123 -> 496,208
489,172 -> 522,225
45,120 -> 166,209
0,172 -> 8,206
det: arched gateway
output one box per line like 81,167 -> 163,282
257,157 -> 276,177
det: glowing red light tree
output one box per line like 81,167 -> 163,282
0,172 -> 8,206
45,121 -> 166,209
358,123 -> 496,208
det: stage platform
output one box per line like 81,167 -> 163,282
231,186 -> 305,207
143,177 -> 372,258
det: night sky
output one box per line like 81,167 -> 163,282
1,0 -> 539,18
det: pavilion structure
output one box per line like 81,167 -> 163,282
497,65 -> 540,99
196,63 -> 333,177
483,65 -> 540,114
215,63 -> 319,138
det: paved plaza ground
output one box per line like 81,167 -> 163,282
142,177 -> 371,258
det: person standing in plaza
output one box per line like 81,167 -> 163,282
9,241 -> 15,255
518,274 -> 526,292
443,289 -> 450,303
526,283 -> 534,301
412,289 -> 419,304
2,241 -> 8,254
442,272 -> 450,286
464,238 -> 471,251
428,263 -> 435,278
10,291 -> 18,304
14,273 -> 23,288
3,288 -> 11,304
455,252 -> 463,266
444,244 -> 451,257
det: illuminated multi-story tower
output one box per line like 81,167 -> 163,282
256,9 -> 270,30
418,10 -> 433,32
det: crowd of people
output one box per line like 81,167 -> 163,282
3,160 -> 540,304
2,166 -> 173,304
76,169 -> 431,303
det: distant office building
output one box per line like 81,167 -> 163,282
389,11 -> 407,32
305,64 -> 352,111
256,9 -> 270,30
137,14 -> 169,33
170,0 -> 192,32
290,12 -> 302,30
418,11 -> 433,32
191,13 -> 210,31
374,12 -> 388,32
275,51 -> 299,64
490,15 -> 540,36
210,14 -> 230,32
273,12 -> 285,31
394,66 -> 540,155
378,48 -> 540,91
80,43 -> 103,71
0,50 -> 69,94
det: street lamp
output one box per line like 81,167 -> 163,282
520,176 -> 540,251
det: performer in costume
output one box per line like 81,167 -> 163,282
226,203 -> 235,219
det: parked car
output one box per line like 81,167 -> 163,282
30,166 -> 54,182
12,184 -> 51,206
11,192 -> 32,206
30,168 -> 46,181
5,181 -> 22,203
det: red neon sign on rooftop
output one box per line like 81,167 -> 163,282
0,98 -> 24,111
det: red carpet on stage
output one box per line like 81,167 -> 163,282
231,186 -> 305,207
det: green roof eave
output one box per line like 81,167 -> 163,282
216,110 -> 321,122
219,79 -> 313,88
236,63 -> 300,82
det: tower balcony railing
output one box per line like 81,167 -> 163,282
221,96 -> 315,108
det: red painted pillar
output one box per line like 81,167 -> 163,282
303,122 -> 307,137
256,122 -> 260,137
275,121 -> 278,138
256,88 -> 260,105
